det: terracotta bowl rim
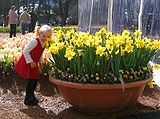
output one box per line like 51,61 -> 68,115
49,77 -> 152,89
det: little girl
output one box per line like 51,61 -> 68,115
14,25 -> 52,106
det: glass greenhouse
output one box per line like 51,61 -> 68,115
78,0 -> 160,37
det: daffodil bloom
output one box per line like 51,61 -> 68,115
148,81 -> 156,88
106,32 -> 112,38
96,46 -> 106,56
105,40 -> 114,51
153,64 -> 160,70
49,45 -> 59,54
85,36 -> 95,47
80,33 -> 89,42
122,30 -> 130,37
95,32 -> 102,39
134,30 -> 142,37
93,36 -> 102,47
75,38 -> 83,47
151,40 -> 160,49
99,28 -> 107,34
125,44 -> 134,53
144,38 -> 152,49
57,42 -> 64,50
135,38 -> 145,48
109,35 -> 117,42
120,49 -> 125,56
66,31 -> 72,39
115,35 -> 125,47
65,47 -> 76,60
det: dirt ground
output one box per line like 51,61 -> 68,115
0,33 -> 160,118
0,75 -> 160,119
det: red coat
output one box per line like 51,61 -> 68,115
14,38 -> 45,79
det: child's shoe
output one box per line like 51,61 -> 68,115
24,96 -> 38,106
32,95 -> 39,103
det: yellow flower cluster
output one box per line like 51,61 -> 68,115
48,29 -> 160,61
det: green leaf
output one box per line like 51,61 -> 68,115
119,74 -> 125,92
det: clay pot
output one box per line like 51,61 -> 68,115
49,77 -> 152,112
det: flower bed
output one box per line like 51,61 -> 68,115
0,27 -> 77,79
0,34 -> 50,79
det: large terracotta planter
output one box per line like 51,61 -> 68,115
49,77 -> 152,112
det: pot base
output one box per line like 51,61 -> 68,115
49,77 -> 152,112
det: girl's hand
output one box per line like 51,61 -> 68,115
30,62 -> 38,69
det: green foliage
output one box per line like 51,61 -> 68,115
0,26 -> 76,33
0,26 -> 21,33
0,55 -> 15,79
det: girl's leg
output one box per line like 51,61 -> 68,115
24,79 -> 38,106
30,80 -> 39,102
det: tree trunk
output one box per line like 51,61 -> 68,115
62,0 -> 71,26
59,0 -> 71,26
59,0 -> 64,26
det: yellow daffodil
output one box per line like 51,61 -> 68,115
153,64 -> 160,70
122,30 -> 130,37
49,46 -> 59,54
106,32 -> 112,38
57,42 -> 64,50
99,28 -> 107,34
125,44 -> 134,53
75,38 -> 83,47
96,46 -> 106,56
85,36 -> 95,47
148,81 -> 156,88
135,38 -> 145,48
134,30 -> 142,37
152,40 -> 160,49
65,47 -> 76,60
105,40 -> 114,51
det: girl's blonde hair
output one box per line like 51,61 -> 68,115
35,25 -> 52,38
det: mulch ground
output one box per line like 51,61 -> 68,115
0,75 -> 160,119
